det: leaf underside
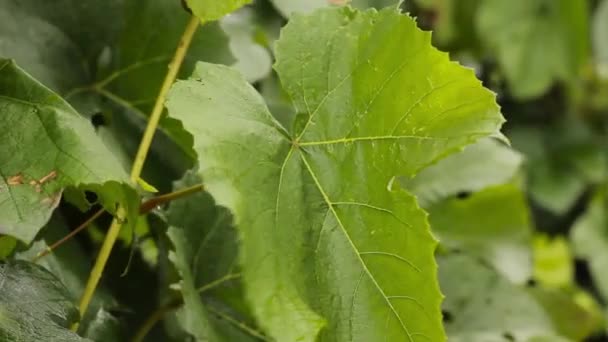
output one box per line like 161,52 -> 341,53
168,6 -> 503,342
0,59 -> 132,243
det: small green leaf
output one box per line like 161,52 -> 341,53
532,235 -> 573,289
429,184 -> 533,283
405,138 -> 523,207
168,6 -> 503,341
440,254 -> 566,342
0,60 -> 134,243
477,0 -> 589,99
185,0 -> 252,22
0,260 -> 91,341
571,189 -> 608,301
137,177 -> 159,193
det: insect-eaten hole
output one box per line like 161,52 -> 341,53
85,191 -> 99,205
442,310 -> 453,323
502,332 -> 515,341
455,191 -> 471,200
90,112 -> 107,129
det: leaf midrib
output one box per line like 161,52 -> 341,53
296,150 -> 414,341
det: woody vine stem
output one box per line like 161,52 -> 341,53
74,15 -> 202,327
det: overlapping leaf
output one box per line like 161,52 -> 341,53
439,254 -> 568,342
0,261 -> 90,341
167,6 -> 503,341
405,138 -> 523,206
186,0 -> 252,22
167,172 -> 263,341
477,0 -> 589,99
0,60 -> 133,243
429,184 -> 533,283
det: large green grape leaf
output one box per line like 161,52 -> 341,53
167,6 -> 503,341
429,184 -> 533,283
270,0 -> 399,17
0,59 -> 134,243
405,138 -> 523,207
186,0 -> 251,22
167,172 -> 263,341
439,254 -> 567,342
0,260 -> 91,341
476,0 -> 589,99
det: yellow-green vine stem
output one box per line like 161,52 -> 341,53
75,16 -> 202,328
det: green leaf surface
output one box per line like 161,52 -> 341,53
429,184 -> 533,283
0,260 -> 91,341
439,254 -> 567,342
270,0 -> 399,17
571,189 -> 608,301
167,172 -> 262,341
594,0 -> 608,70
3,0 -> 122,64
529,288 -> 604,341
405,138 -> 523,207
186,0 -> 251,22
476,0 -> 589,99
16,214 -> 116,330
104,0 -> 234,157
221,7 -> 273,83
0,2 -> 87,94
0,60 -> 134,243
168,6 -> 503,341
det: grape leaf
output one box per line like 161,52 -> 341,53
0,260 -> 91,341
167,172 -> 263,341
0,59 -> 134,243
221,7 -> 273,83
405,138 -> 523,207
439,254 -> 567,342
594,0 -> 608,69
476,0 -> 589,99
270,0 -> 399,17
571,189 -> 608,301
186,0 -> 252,22
17,214 -> 116,331
167,6 -> 503,341
429,184 -> 533,284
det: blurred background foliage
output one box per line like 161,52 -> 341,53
1,0 -> 608,341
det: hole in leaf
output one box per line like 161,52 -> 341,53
526,278 -> 537,287
502,332 -> 515,341
85,191 -> 98,205
90,112 -> 107,129
456,191 -> 471,199
442,310 -> 453,323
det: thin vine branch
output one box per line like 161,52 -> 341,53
131,273 -> 242,342
75,15 -> 202,327
32,183 -> 204,262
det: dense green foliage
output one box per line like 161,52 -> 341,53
0,0 -> 607,341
